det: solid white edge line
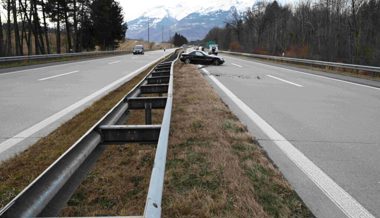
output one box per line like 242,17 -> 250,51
0,56 -> 166,155
231,63 -> 243,68
38,70 -> 79,81
267,74 -> 304,87
201,67 -> 374,218
227,55 -> 380,91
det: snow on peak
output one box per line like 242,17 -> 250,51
129,0 -> 254,21
141,6 -> 172,19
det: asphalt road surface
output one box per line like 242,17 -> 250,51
0,50 -> 172,161
201,54 -> 380,218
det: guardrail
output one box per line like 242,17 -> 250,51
0,50 -> 179,217
221,51 -> 380,75
143,49 -> 177,218
0,50 -> 131,63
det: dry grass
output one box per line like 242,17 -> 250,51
0,61 -> 160,209
59,142 -> 155,216
119,39 -> 173,52
162,63 -> 313,217
59,92 -> 165,216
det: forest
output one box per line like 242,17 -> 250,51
204,0 -> 380,66
0,0 -> 126,56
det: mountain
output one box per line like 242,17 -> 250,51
126,0 -> 254,42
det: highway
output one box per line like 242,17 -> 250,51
0,50 -> 171,161
201,54 -> 380,218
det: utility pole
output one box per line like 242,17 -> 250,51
147,18 -> 150,43
162,26 -> 164,43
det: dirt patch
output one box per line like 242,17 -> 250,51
162,63 -> 313,217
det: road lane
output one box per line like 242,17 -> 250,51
0,50 -> 172,161
202,55 -> 380,217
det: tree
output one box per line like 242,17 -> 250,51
171,32 -> 188,47
91,0 -> 126,50
0,6 -> 4,56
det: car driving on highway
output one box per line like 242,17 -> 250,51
180,51 -> 225,65
132,45 -> 144,55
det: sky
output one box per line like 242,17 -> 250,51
118,0 -> 294,22
118,0 -> 181,21
0,0 -> 293,21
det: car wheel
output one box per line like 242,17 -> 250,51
185,59 -> 191,64
213,59 -> 219,65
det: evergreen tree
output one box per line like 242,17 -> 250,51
90,0 -> 126,50
172,32 -> 188,47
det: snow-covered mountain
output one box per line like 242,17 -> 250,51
126,0 -> 254,42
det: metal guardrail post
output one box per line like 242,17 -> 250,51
145,103 -> 153,125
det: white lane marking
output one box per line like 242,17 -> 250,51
267,74 -> 304,87
0,55 -> 130,77
0,56 -> 166,155
201,67 -> 374,218
38,70 -> 79,81
226,56 -> 380,91
231,63 -> 243,68
108,60 -> 121,65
